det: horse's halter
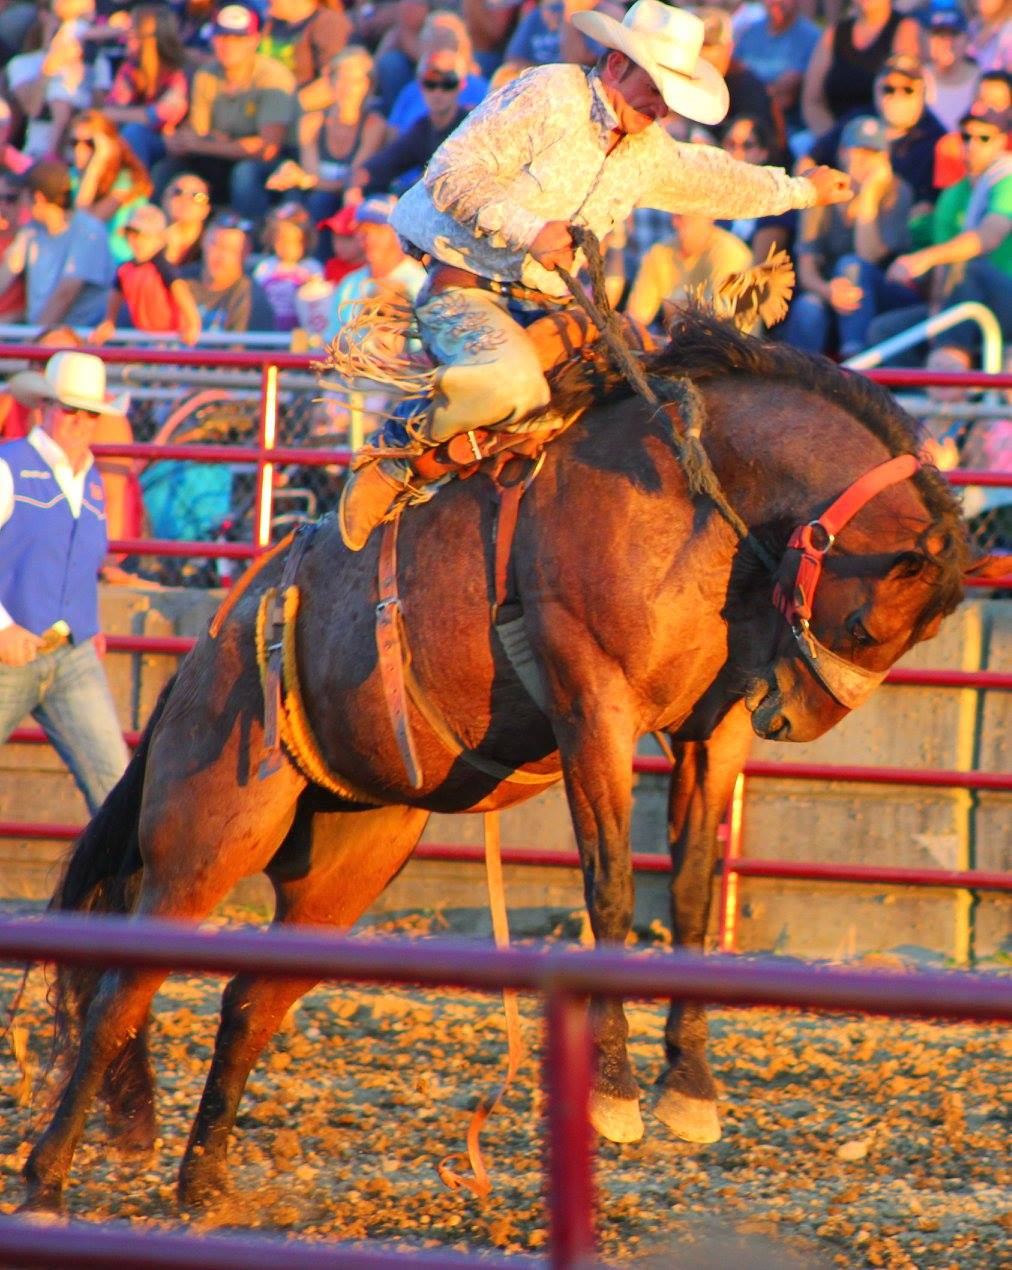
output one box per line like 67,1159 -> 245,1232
771,454 -> 921,710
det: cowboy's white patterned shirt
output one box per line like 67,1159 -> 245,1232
391,63 -> 817,300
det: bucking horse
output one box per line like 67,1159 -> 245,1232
22,311 -> 993,1213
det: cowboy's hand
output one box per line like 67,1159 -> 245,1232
803,165 -> 853,206
530,220 -> 575,271
0,624 -> 43,668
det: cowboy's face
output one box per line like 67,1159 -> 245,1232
602,52 -> 671,134
42,401 -> 101,472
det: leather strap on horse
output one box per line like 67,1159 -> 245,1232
772,453 -> 921,627
438,810 -> 525,1198
376,518 -> 424,790
375,516 -> 557,790
260,523 -> 319,779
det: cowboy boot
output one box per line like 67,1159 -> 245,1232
338,457 -> 413,551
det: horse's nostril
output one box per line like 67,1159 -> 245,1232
744,678 -> 768,712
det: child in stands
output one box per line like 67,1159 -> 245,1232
90,201 -> 200,344
252,203 -> 323,332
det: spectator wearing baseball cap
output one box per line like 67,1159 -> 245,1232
325,195 -> 426,342
925,8 -> 983,132
805,56 -> 947,214
154,3 -> 297,220
316,204 -> 365,285
0,160 -> 115,329
784,114 -> 917,357
90,203 -> 201,346
886,105 -> 1012,361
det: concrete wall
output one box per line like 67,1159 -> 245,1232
1,587 -> 1007,963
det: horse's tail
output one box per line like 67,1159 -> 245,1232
49,673 -> 176,1059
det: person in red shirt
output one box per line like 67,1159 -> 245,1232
90,202 -> 200,344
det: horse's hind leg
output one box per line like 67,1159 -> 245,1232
177,801 -> 429,1209
23,764 -> 305,1212
655,702 -> 753,1144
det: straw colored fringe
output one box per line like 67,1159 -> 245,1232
316,294 -> 438,399
255,586 -> 380,804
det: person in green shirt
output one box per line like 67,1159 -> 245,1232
886,105 -> 1012,359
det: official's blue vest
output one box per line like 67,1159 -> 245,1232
0,437 -> 107,642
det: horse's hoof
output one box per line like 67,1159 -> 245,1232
653,1089 -> 721,1143
13,1205 -> 68,1225
589,1092 -> 644,1144
108,1118 -> 157,1157
18,1181 -> 66,1216
177,1162 -> 232,1211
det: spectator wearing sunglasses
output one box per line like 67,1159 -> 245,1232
806,58 -> 946,216
0,351 -> 130,815
0,160 -> 114,328
887,107 -> 1012,363
935,69 -> 1012,189
161,173 -> 212,275
157,4 -> 297,220
344,49 -> 469,200
386,12 -> 489,135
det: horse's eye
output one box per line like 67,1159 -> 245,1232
849,618 -> 878,647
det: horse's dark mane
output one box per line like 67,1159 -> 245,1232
558,309 -> 970,628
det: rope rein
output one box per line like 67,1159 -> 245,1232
557,226 -> 766,555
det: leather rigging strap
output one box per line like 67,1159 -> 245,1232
259,522 -> 319,779
376,516 -> 424,790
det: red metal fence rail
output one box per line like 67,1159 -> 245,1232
0,912 -> 1009,1268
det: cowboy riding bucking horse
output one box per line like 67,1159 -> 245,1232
337,0 -> 854,550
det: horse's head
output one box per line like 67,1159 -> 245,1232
743,459 -> 999,743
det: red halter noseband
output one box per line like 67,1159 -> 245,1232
772,453 -> 921,709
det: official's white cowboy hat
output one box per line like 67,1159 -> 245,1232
572,0 -> 730,126
9,351 -> 125,416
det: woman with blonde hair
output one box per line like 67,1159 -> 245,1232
266,45 -> 386,228
68,109 -> 153,262
102,4 -> 189,172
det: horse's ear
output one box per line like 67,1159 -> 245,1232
963,554 -> 1012,584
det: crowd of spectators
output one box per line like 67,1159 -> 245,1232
0,0 -> 1005,356
0,0 -> 1008,508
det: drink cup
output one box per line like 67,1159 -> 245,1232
295,277 -> 335,340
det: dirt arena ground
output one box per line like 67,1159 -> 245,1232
0,906 -> 1008,1268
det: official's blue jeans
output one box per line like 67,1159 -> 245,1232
0,639 -> 129,814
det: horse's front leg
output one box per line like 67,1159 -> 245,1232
655,700 -> 753,1143
555,695 -> 641,1144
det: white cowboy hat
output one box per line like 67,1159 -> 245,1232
8,351 -> 125,416
572,0 -> 730,126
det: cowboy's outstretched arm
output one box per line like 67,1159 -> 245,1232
643,138 -> 850,220
424,76 -> 571,254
